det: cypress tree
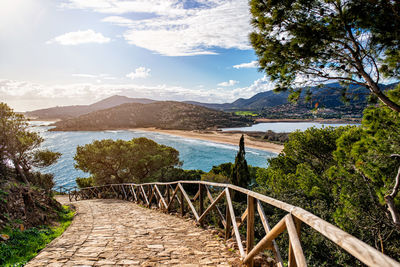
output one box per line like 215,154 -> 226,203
231,135 -> 250,201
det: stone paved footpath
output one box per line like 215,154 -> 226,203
26,196 -> 240,267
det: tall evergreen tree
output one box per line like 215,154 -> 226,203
231,135 -> 251,201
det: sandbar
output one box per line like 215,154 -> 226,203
130,128 -> 283,154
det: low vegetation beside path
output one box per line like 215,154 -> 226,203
0,103 -> 74,266
0,204 -> 74,266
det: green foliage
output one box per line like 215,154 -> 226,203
257,126 -> 348,200
255,91 -> 400,264
155,167 -> 203,183
0,103 -> 60,188
231,135 -> 251,191
202,136 -> 252,201
234,111 -> 259,117
211,163 -> 233,178
31,150 -> 61,168
327,86 -> 400,258
29,172 -> 55,193
0,205 -> 74,266
255,126 -> 363,265
76,177 -> 94,188
202,161 -> 261,188
262,130 -> 289,144
249,0 -> 400,112
201,172 -> 229,184
74,137 -> 181,185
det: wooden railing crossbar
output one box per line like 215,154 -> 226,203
206,186 -> 226,227
257,200 -> 284,267
69,180 -> 400,267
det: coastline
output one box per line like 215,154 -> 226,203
130,128 -> 284,154
255,118 -> 361,124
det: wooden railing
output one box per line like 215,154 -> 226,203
53,185 -> 71,195
69,181 -> 400,267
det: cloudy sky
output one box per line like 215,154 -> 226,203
0,0 -> 275,111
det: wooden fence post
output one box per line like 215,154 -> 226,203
167,185 -> 170,208
225,188 -> 232,240
246,195 -> 255,267
180,184 -> 185,216
199,184 -> 204,226
289,216 -> 303,267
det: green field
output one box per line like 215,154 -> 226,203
234,111 -> 259,117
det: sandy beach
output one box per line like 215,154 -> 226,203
131,128 -> 284,154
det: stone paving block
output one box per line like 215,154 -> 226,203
26,196 -> 240,266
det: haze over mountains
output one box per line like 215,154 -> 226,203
26,95 -> 155,120
27,82 -> 397,121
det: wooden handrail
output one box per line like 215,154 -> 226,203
70,181 -> 400,267
53,185 -> 71,195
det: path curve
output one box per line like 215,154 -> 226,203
27,196 -> 240,266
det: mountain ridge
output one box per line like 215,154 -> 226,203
27,82 -> 398,120
26,95 -> 156,120
50,101 -> 253,131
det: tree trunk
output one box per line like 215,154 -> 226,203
357,62 -> 400,113
366,80 -> 400,113
13,160 -> 30,186
385,155 -> 400,230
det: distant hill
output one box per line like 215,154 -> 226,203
27,82 -> 398,121
26,95 -> 155,120
186,82 -> 398,118
51,101 -> 253,131
187,82 -> 397,110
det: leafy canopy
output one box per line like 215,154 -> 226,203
74,137 -> 181,185
331,85 -> 400,233
255,85 -> 400,263
0,103 -> 60,187
250,0 -> 400,112
256,124 -> 400,264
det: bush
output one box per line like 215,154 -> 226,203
75,177 -> 94,188
74,137 -> 181,185
29,172 -> 54,193
156,167 -> 203,183
262,130 -> 289,144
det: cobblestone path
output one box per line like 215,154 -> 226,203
27,196 -> 240,266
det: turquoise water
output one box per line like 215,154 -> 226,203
30,122 -> 276,189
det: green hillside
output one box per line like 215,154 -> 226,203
26,95 -> 155,120
51,101 -> 253,131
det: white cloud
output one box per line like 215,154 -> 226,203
102,16 -> 135,26
47,29 -> 110,45
72,74 -> 98,78
218,80 -> 238,87
0,76 -> 276,111
233,60 -> 258,69
126,67 -> 151,80
72,73 -> 116,80
62,0 -> 188,17
218,76 -> 275,101
64,0 -> 252,56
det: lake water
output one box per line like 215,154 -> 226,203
29,122 -> 276,189
222,122 -> 358,132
